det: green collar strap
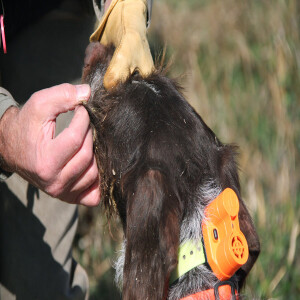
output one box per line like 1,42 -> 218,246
170,240 -> 206,284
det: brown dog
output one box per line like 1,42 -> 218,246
82,42 -> 260,300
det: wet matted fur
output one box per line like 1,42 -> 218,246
82,42 -> 260,300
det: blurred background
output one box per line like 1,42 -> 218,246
74,0 -> 300,299
1,0 -> 299,299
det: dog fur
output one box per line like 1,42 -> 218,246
82,42 -> 260,300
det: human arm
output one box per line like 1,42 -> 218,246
0,84 -> 100,206
0,88 -> 18,179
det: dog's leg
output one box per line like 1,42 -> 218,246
122,169 -> 182,300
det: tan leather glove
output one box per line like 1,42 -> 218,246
90,0 -> 154,90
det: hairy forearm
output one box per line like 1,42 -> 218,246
0,106 -> 19,173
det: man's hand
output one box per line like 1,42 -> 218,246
0,84 -> 100,206
90,0 -> 154,90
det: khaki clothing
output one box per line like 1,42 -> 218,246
0,88 -> 18,181
0,174 -> 89,300
0,88 -> 18,121
0,0 -> 93,298
0,107 -> 89,299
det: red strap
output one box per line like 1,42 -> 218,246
180,285 -> 238,300
0,15 -> 6,54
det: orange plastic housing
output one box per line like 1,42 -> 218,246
202,188 -> 249,280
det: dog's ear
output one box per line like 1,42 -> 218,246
82,42 -> 106,82
82,43 -> 115,83
122,169 -> 182,300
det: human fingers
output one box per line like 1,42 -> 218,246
30,83 -> 90,120
68,157 -> 99,196
64,157 -> 100,206
77,180 -> 101,207
49,106 -> 91,168
58,127 -> 95,190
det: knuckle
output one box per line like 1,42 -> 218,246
35,162 -> 53,183
35,162 -> 63,198
45,184 -> 62,198
29,93 -> 42,111
45,185 -> 56,197
61,83 -> 76,101
44,179 -> 65,198
30,90 -> 40,100
81,146 -> 94,165
68,130 -> 83,151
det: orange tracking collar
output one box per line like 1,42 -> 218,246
172,188 -> 247,299
202,188 -> 248,280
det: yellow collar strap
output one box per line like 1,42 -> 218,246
170,240 -> 206,284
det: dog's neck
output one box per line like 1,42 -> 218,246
167,181 -> 221,299
114,180 -> 223,300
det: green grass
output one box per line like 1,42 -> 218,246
73,0 -> 300,298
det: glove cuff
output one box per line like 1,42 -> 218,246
90,0 -> 148,42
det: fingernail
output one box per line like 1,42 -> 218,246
76,84 -> 90,101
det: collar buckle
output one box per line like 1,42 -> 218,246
214,281 -> 237,300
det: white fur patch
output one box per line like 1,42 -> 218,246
90,68 -> 102,98
132,80 -> 160,95
180,180 -> 222,244
114,240 -> 126,290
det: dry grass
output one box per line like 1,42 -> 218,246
73,0 -> 300,298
